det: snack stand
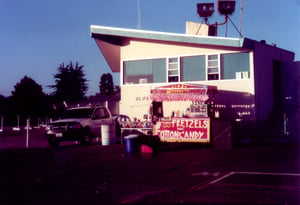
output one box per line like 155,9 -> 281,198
150,83 -> 217,143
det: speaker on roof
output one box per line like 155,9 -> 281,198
197,3 -> 215,18
217,0 -> 236,16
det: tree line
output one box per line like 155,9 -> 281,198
0,62 -> 118,126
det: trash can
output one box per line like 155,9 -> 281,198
124,134 -> 139,154
101,124 -> 116,146
139,135 -> 160,155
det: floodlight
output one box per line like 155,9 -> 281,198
217,0 -> 236,15
197,3 -> 215,18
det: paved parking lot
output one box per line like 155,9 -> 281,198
1,129 -> 300,204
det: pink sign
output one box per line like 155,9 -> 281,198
150,84 -> 210,102
155,118 -> 210,143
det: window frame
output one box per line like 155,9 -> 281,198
122,58 -> 166,85
180,55 -> 206,82
121,51 -> 251,85
206,54 -> 220,81
220,52 -> 251,80
167,57 -> 179,83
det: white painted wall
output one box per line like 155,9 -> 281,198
119,40 -> 255,120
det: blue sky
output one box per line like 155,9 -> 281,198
0,0 -> 299,96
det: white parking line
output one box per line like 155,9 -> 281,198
191,171 -> 300,191
192,171 -> 220,177
191,172 -> 235,191
233,171 -> 300,177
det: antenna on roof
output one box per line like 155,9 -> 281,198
137,0 -> 141,29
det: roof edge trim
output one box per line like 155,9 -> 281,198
90,25 -> 245,48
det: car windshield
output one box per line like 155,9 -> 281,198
62,108 -> 94,119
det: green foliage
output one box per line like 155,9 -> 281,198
50,62 -> 88,103
9,76 -> 51,125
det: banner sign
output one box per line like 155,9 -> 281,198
150,83 -> 211,102
155,117 -> 210,143
150,84 -> 208,94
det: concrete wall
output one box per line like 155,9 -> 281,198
281,61 -> 300,110
253,42 -> 295,121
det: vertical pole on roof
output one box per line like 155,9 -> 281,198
239,0 -> 243,38
137,0 -> 141,29
225,18 -> 228,37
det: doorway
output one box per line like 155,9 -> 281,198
273,60 -> 282,108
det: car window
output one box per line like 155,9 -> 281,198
94,108 -> 109,119
62,108 -> 93,119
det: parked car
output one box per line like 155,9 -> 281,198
46,105 -> 113,147
114,114 -> 153,141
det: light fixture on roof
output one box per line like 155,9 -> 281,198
196,0 -> 241,37
197,3 -> 215,18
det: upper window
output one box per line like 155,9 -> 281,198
220,52 -> 250,80
123,58 -> 166,84
168,57 -> 179,82
122,52 -> 250,85
180,55 -> 206,82
207,55 -> 219,80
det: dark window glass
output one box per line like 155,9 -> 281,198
221,52 -> 250,80
180,55 -> 206,81
123,58 -> 166,84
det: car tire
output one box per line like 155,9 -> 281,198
80,129 -> 93,145
48,136 -> 59,147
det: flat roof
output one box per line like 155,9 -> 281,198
90,25 -> 246,48
90,25 -> 294,72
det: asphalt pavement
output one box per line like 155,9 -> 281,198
1,130 -> 300,204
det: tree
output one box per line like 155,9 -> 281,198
0,95 -> 9,116
10,76 -> 48,124
50,62 -> 88,104
99,73 -> 114,96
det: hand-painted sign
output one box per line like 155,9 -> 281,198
150,83 -> 213,102
155,117 -> 210,143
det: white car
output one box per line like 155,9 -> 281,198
46,105 -> 113,147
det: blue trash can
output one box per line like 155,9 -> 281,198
124,134 -> 139,154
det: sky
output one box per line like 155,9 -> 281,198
0,0 -> 299,97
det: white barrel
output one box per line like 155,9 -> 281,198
101,124 -> 116,146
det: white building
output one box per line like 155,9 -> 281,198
90,22 -> 299,145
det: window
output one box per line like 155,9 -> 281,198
123,52 -> 250,85
180,55 -> 206,82
168,57 -> 179,82
207,55 -> 219,80
94,108 -> 109,119
123,58 -> 166,84
220,52 -> 250,80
